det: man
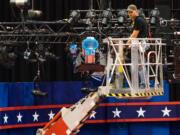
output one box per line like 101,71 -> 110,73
127,4 -> 148,43
127,4 -> 148,88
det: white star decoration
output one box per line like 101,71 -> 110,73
136,107 -> 146,117
48,110 -> 55,120
112,108 -> 121,118
32,112 -> 39,122
3,114 -> 8,124
17,112 -> 23,123
161,106 -> 171,117
0,106 -> 175,125
89,111 -> 96,119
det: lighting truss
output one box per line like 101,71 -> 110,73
0,21 -> 79,44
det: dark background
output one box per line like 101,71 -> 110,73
0,0 -> 179,82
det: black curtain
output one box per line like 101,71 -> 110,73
0,0 -> 168,82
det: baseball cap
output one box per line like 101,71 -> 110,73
127,4 -> 137,12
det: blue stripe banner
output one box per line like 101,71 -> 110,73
0,102 -> 180,130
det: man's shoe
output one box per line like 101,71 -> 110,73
139,84 -> 145,89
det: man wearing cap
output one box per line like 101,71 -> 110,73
127,4 -> 148,42
127,4 -> 148,88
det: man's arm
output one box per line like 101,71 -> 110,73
130,30 -> 139,38
127,30 -> 139,46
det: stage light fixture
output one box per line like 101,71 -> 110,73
67,10 -> 80,24
0,46 -> 17,68
117,9 -> 128,24
24,51 -> 37,62
85,10 -> 96,25
44,47 -> 59,60
24,49 -> 31,60
3,46 -> 17,60
82,37 -> 99,55
10,0 -> 29,7
82,37 -> 99,64
138,8 -> 145,18
69,43 -> 78,55
10,0 -> 30,22
150,8 -> 160,25
69,43 -> 78,65
102,8 -> 112,25
28,9 -> 42,18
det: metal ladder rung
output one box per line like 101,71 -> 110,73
149,75 -> 156,77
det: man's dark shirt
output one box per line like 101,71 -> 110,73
133,16 -> 148,38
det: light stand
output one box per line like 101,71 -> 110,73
32,61 -> 47,96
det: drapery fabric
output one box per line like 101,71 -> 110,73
0,80 -> 179,135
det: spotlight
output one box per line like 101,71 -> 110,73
138,8 -> 145,18
150,8 -> 160,25
160,18 -> 167,26
82,37 -> 99,55
10,0 -> 30,21
82,37 -> 99,64
44,48 -> 59,60
28,9 -> 42,18
102,8 -> 112,25
23,49 -> 31,60
0,46 -> 17,68
117,9 -> 128,24
67,10 -> 80,24
85,9 -> 96,25
8,52 -> 17,60
24,51 -> 37,63
5,46 -> 17,60
69,43 -> 78,56
69,43 -> 78,65
10,0 -> 30,8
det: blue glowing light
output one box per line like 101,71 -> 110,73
69,43 -> 78,54
82,37 -> 99,55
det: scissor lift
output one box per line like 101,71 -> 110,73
104,37 -> 165,98
36,37 -> 165,135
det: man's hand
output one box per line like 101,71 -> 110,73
127,29 -> 139,49
126,40 -> 131,49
